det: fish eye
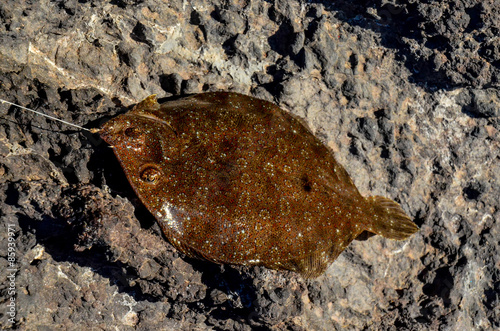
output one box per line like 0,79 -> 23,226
124,127 -> 141,138
140,165 -> 162,184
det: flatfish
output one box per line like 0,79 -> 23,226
98,92 -> 418,278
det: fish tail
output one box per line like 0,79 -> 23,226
366,196 -> 419,240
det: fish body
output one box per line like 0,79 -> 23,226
100,92 -> 418,278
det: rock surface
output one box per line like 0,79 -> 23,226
0,0 -> 498,330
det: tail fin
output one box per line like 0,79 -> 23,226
366,196 -> 419,240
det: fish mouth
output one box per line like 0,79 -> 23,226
97,118 -> 121,146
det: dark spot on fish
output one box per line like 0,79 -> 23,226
301,174 -> 312,192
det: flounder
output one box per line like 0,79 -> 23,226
99,92 -> 418,278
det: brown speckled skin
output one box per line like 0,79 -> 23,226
99,92 -> 415,278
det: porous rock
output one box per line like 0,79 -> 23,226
0,0 -> 498,329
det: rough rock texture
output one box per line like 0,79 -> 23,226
0,0 -> 498,330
